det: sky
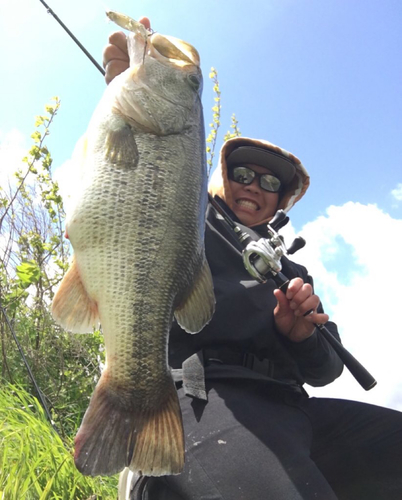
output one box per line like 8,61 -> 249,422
1,0 -> 402,410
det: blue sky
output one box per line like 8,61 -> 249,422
1,0 -> 402,408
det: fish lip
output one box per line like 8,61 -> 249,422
235,198 -> 260,211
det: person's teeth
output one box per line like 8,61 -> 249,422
237,199 -> 258,211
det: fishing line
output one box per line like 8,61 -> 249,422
38,0 -> 106,76
0,302 -> 58,433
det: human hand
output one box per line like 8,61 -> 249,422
102,17 -> 151,84
273,278 -> 329,342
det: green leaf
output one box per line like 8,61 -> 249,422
16,260 -> 41,288
35,116 -> 45,127
31,131 -> 42,143
29,145 -> 42,160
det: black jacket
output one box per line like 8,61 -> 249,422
169,201 -> 344,392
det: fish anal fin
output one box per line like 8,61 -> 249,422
51,256 -> 99,333
174,259 -> 215,334
74,377 -> 184,477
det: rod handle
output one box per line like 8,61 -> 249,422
315,324 -> 377,391
274,272 -> 377,391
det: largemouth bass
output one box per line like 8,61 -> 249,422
52,11 -> 215,477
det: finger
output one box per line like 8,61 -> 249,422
108,31 -> 129,55
103,37 -> 129,68
304,312 -> 329,324
293,294 -> 320,317
289,283 -> 313,309
103,45 -> 129,71
285,277 -> 304,300
138,16 -> 151,31
273,288 -> 291,315
104,60 -> 130,85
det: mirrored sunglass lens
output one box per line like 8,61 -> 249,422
261,174 -> 281,192
232,167 -> 255,184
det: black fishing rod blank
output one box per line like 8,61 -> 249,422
38,0 -> 105,76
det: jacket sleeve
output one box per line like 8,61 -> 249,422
278,258 -> 344,387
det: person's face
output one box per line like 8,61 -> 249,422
228,164 -> 280,226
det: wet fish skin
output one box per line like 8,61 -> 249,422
52,14 -> 214,477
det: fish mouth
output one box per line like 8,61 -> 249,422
236,199 -> 260,211
106,10 -> 200,68
150,34 -> 200,67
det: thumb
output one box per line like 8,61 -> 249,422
138,17 -> 151,31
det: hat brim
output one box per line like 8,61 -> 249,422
226,146 -> 296,185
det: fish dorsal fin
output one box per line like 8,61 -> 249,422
174,259 -> 215,334
52,256 -> 99,333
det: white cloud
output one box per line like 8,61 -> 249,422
391,183 -> 402,202
53,158 -> 77,215
283,202 -> 402,410
53,135 -> 86,216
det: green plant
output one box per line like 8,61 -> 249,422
205,68 -> 241,176
0,100 -> 108,439
0,383 -> 118,499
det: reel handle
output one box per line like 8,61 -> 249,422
287,237 -> 306,255
269,210 -> 289,231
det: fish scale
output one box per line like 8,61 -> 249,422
52,13 -> 214,477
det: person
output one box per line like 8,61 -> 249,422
103,22 -> 402,500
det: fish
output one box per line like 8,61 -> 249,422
52,11 -> 215,477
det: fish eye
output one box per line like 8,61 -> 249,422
187,74 -> 201,91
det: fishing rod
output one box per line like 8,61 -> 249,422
209,194 -> 377,391
37,1 -> 376,391
38,0 -> 105,76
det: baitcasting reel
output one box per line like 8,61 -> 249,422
242,210 -> 306,283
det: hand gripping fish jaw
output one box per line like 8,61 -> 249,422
106,10 -> 200,69
209,195 -> 377,391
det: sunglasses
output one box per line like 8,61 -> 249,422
228,166 -> 282,193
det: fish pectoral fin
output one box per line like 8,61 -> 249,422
74,376 -> 184,477
52,256 -> 99,333
103,121 -> 139,168
174,259 -> 215,334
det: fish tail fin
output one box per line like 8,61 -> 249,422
74,376 -> 184,477
128,383 -> 184,476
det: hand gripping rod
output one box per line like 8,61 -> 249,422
209,195 -> 377,391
